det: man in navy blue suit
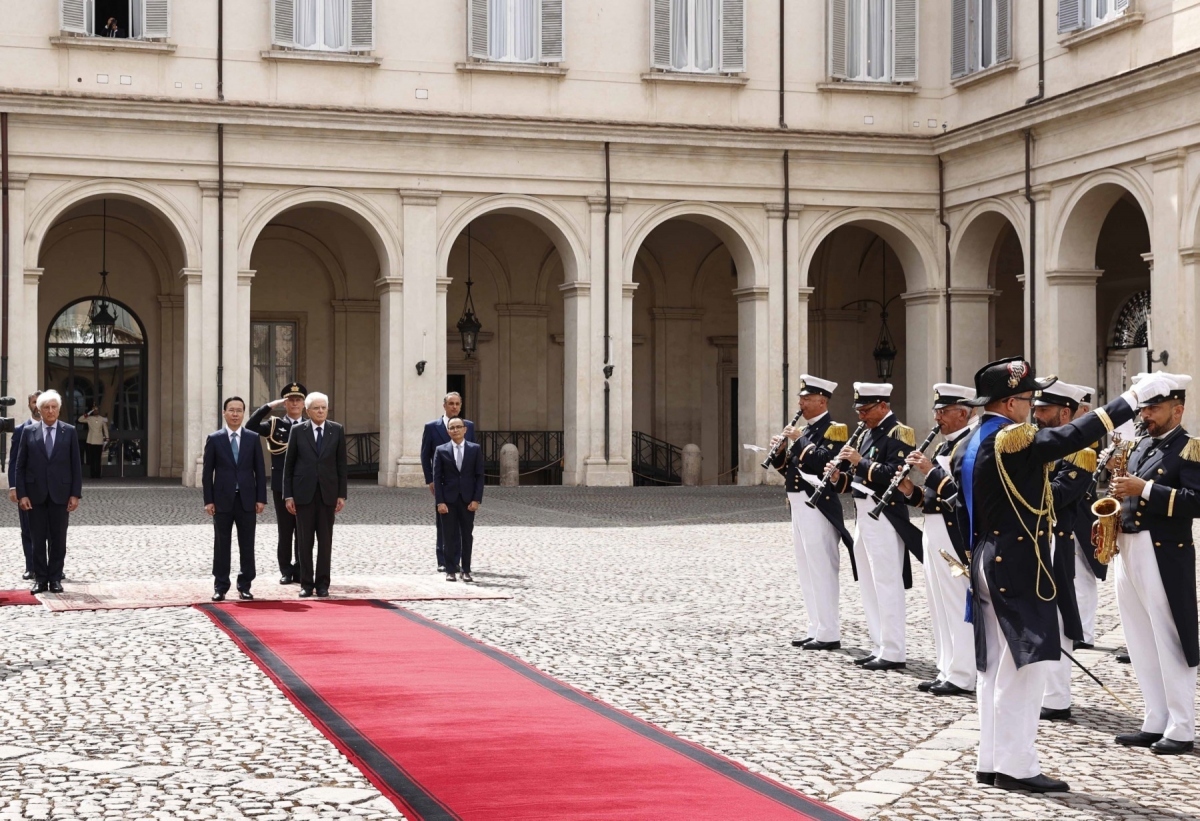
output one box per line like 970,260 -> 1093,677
15,390 -> 82,595
202,397 -> 267,601
421,392 -> 475,572
7,391 -> 42,581
433,418 -> 484,583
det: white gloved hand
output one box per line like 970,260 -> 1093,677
1131,373 -> 1175,406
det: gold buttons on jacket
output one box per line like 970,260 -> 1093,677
1155,542 -> 1162,547
999,588 -> 1007,594
995,556 -> 1003,563
1017,536 -> 1024,541
1158,469 -> 1165,474
1038,530 -> 1045,536
993,530 -> 1000,535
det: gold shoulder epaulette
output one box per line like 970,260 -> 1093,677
995,422 -> 1036,455
890,423 -> 916,447
1065,448 -> 1097,473
824,423 -> 849,443
1181,436 -> 1200,463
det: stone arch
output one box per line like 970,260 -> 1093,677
438,195 -> 586,285
632,245 -> 668,306
40,213 -> 177,296
254,224 -> 349,301
690,240 -> 737,307
1051,169 -> 1154,271
533,246 -> 564,306
622,201 -> 765,291
238,187 -> 400,277
799,208 -> 939,292
951,199 -> 1027,288
26,179 -> 200,271
1183,168 -> 1200,250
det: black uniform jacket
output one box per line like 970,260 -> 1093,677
771,414 -> 857,579
951,398 -> 1136,671
904,431 -> 969,564
1073,449 -> 1109,581
837,413 -> 923,588
246,403 -> 303,495
1047,449 -> 1096,642
1118,427 -> 1200,667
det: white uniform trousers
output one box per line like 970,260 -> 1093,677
853,498 -> 907,663
922,517 -> 976,690
1114,531 -> 1197,742
787,492 -> 842,643
1042,537 -> 1074,711
975,562 -> 1051,779
1073,540 -> 1100,645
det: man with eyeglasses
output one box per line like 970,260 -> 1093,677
825,382 -> 923,672
951,356 -> 1170,793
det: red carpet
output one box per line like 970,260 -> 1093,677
0,590 -> 39,607
199,600 -> 849,821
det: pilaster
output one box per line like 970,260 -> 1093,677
733,285 -> 769,485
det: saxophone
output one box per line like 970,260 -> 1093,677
1090,433 -> 1131,565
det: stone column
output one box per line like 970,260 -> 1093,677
1042,268 -> 1101,385
179,267 -> 208,487
733,285 -> 769,485
765,203 -> 801,443
1148,150 -> 1192,386
200,181 -> 244,404
157,294 -> 185,478
948,286 -> 994,380
394,189 -> 442,486
376,276 -> 404,486
560,280 -> 591,486
794,286 -> 812,396
620,281 -> 637,472
5,177 -> 31,415
901,289 -> 943,430
1028,184 -> 1052,368
236,267 -> 254,401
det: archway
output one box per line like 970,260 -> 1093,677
951,206 -> 1026,376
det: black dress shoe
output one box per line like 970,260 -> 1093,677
975,772 -> 996,786
917,679 -> 941,692
437,565 -> 446,573
279,574 -> 293,585
461,572 -> 473,583
1115,731 -> 1163,748
853,654 -> 876,666
22,571 -> 33,581
1151,737 -> 1194,755
48,581 -> 64,594
30,582 -> 48,595
930,681 -> 973,696
804,640 -> 841,651
315,588 -> 329,598
211,592 -> 225,602
791,637 -> 814,648
1116,651 -> 1131,664
862,658 -> 906,671
238,590 -> 254,601
299,588 -> 314,598
1040,706 -> 1072,721
1072,640 -> 1094,651
994,773 -> 1069,793
446,572 -> 457,582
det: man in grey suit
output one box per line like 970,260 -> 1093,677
15,390 -> 82,594
7,391 -> 42,580
283,392 -> 347,598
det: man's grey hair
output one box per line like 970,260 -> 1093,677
443,392 -> 462,404
36,390 -> 63,410
304,391 -> 329,410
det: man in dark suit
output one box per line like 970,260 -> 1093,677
421,392 -> 475,572
15,390 -> 82,594
7,391 -> 42,581
283,391 -> 347,598
202,397 -> 267,602
433,418 -> 484,583
950,357 -> 1165,793
246,382 -> 307,584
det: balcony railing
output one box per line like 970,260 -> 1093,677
478,430 -> 563,485
344,432 -> 380,476
631,431 -> 681,486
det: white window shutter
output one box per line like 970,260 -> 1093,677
995,0 -> 1012,62
1057,0 -> 1084,34
1115,0 -> 1130,10
142,0 -> 169,39
540,0 -> 564,63
468,0 -> 489,60
950,0 -> 967,78
61,0 -> 90,35
892,0 -> 918,83
650,0 -> 672,70
349,0 -> 374,51
719,0 -> 745,74
827,0 -> 848,80
272,0 -> 295,47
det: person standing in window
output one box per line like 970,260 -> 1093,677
78,406 -> 109,479
104,17 -> 121,38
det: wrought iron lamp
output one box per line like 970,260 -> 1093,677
457,221 -> 483,358
841,237 -> 900,381
89,199 -> 118,345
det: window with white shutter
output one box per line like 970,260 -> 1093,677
273,0 -> 296,47
349,0 -> 374,51
650,0 -> 672,70
133,0 -> 170,40
719,0 -> 744,74
62,0 -> 173,40
469,0 -> 564,64
891,0 -> 917,82
273,0 -> 370,52
60,0 -> 93,35
830,0 -> 918,84
648,0 -> 742,75
955,0 -> 1010,78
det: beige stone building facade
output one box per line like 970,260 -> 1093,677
2,0 -> 1199,486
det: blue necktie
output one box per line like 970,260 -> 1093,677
230,432 -> 240,463
316,426 -> 324,454
44,426 -> 55,456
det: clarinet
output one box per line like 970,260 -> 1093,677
760,409 -> 806,470
805,423 -> 868,509
867,424 -> 941,520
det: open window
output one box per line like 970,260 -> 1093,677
468,0 -> 565,64
951,0 -> 1011,79
828,0 -> 918,84
649,0 -> 744,75
60,0 -> 169,40
1058,0 -> 1130,35
272,0 -> 375,53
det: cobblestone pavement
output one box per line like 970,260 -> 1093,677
1,486 -> 1197,820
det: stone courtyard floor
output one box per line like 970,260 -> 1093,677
1,482 -> 1197,820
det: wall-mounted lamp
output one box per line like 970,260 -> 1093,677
416,360 -> 427,376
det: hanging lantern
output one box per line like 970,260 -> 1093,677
89,199 -> 118,345
872,310 -> 898,381
457,221 -> 483,358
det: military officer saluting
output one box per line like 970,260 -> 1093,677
1107,372 -> 1200,755
826,382 -> 923,671
898,383 -> 977,697
1030,382 -> 1096,723
769,375 -> 855,651
951,357 -> 1166,793
246,383 -> 308,584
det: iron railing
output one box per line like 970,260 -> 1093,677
478,430 -> 563,485
632,431 -> 681,486
344,432 -> 380,476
